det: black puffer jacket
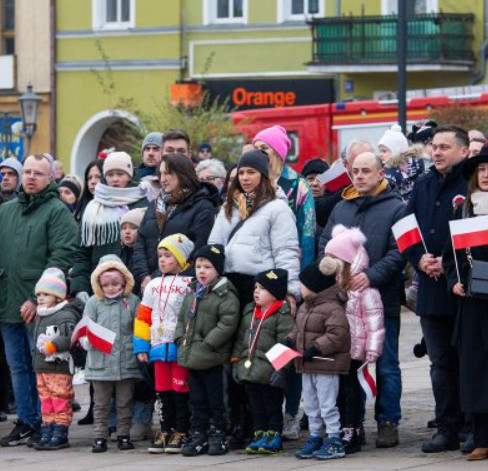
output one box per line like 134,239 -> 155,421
133,183 -> 220,282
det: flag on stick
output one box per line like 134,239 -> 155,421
266,344 -> 301,371
449,215 -> 488,250
392,214 -> 424,253
71,316 -> 116,354
316,160 -> 352,192
357,362 -> 377,401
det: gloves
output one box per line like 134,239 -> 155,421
231,365 -> 242,385
269,370 -> 286,389
281,338 -> 294,348
365,352 -> 378,363
303,346 -> 319,361
76,292 -> 90,303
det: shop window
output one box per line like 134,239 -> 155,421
92,0 -> 135,30
203,0 -> 247,24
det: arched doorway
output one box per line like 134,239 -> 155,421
70,109 -> 141,177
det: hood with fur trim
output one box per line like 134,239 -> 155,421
90,254 -> 134,299
385,143 -> 424,169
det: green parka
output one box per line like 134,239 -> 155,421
0,182 -> 78,323
175,277 -> 240,370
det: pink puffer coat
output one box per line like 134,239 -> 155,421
346,245 -> 385,361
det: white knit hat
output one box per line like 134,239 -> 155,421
103,152 -> 134,177
378,124 -> 409,158
120,208 -> 146,228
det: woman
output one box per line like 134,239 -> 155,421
208,148 -> 300,308
133,153 -> 220,292
74,160 -> 103,223
444,146 -> 488,461
70,152 -> 149,300
253,125 -> 316,269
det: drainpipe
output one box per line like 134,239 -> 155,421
49,0 -> 56,155
179,0 -> 187,81
471,0 -> 488,84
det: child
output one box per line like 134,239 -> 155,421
84,254 -> 141,453
118,207 -> 147,295
232,268 -> 294,455
33,268 -> 83,450
284,262 -> 350,460
321,225 -> 384,453
175,244 -> 240,457
133,233 -> 194,454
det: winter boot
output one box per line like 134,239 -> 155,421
208,428 -> 228,456
34,424 -> 53,450
314,436 -> 346,460
342,427 -> 361,454
181,430 -> 208,456
117,435 -> 135,451
165,431 -> 187,454
258,431 -> 283,454
92,437 -> 107,453
44,424 -> 69,450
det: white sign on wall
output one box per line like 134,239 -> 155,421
0,55 -> 15,90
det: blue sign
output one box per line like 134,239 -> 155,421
0,116 -> 24,161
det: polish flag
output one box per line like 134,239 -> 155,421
452,194 -> 466,209
391,214 -> 423,253
316,160 -> 352,192
71,317 -> 116,354
266,344 -> 302,371
449,215 -> 488,250
357,362 -> 377,401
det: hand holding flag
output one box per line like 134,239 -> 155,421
266,344 -> 302,371
71,316 -> 116,354
316,160 -> 352,192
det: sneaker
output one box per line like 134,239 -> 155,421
25,425 -> 41,448
165,431 -> 187,454
34,425 -> 53,450
246,431 -> 266,454
0,421 -> 35,447
461,432 -> 475,454
92,438 -> 108,453
181,431 -> 208,457
421,433 -> 459,453
148,431 -> 170,454
117,435 -> 135,451
258,431 -> 283,454
376,421 -> 399,448
208,429 -> 228,456
295,435 -> 323,459
282,414 -> 300,440
44,424 -> 69,450
314,436 -> 346,460
342,427 -> 361,455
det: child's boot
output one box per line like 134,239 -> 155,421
295,434 -> 323,459
258,431 -> 283,454
165,431 -> 187,454
181,430 -> 208,456
45,424 -> 69,450
92,437 -> 107,453
342,427 -> 361,455
245,430 -> 266,454
117,435 -> 135,450
147,431 -> 170,454
208,427 -> 228,455
34,424 -> 53,450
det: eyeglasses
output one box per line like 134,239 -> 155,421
199,175 -> 222,183
23,170 -> 51,179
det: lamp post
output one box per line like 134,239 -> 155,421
18,83 -> 41,157
0,112 -> 12,159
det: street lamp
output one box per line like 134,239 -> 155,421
18,83 -> 41,156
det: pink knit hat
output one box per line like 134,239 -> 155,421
252,125 -> 291,161
324,225 -> 367,264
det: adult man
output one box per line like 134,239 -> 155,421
343,139 -> 375,170
319,152 -> 406,448
138,132 -> 163,201
468,129 -> 486,158
0,154 -> 77,446
0,157 -> 22,204
162,128 -> 191,158
404,125 -> 469,453
197,142 -> 213,161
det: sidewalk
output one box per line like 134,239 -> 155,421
0,310 -> 481,470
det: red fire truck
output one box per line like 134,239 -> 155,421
233,90 -> 488,172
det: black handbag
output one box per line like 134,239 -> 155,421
466,248 -> 488,299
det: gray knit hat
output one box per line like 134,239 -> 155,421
141,132 -> 163,156
0,157 -> 23,190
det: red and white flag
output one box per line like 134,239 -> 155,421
316,160 -> 352,192
71,316 -> 116,354
357,362 -> 377,401
452,194 -> 466,209
266,344 -> 302,371
450,215 -> 488,250
392,214 -> 423,253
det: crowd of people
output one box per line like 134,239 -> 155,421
0,121 -> 487,461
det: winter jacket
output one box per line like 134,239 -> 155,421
404,160 -> 466,317
232,301 -> 294,385
318,183 -> 406,317
287,286 -> 351,375
70,197 -> 148,296
345,245 -> 385,361
208,191 -> 301,299
117,244 -> 141,295
133,273 -> 192,362
175,277 -> 240,370
278,165 -> 316,267
0,182 -> 78,324
133,183 -> 220,283
33,300 -> 84,375
84,255 -> 141,382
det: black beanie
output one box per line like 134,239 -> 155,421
59,179 -> 80,200
237,149 -> 269,178
194,244 -> 225,275
302,159 -> 329,178
299,262 -> 336,294
255,268 -> 288,301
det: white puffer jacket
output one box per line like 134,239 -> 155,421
346,245 -> 385,361
208,191 -> 300,298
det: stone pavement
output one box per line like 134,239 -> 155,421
0,309 -> 483,470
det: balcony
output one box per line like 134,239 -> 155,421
308,13 -> 475,74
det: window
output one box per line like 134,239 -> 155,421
92,0 -> 135,30
1,0 -> 15,55
278,0 -> 324,22
203,0 -> 247,24
382,0 -> 438,15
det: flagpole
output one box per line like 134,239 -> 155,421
417,216 -> 438,282
450,233 -> 461,284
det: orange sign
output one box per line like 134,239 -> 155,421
232,87 -> 296,108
